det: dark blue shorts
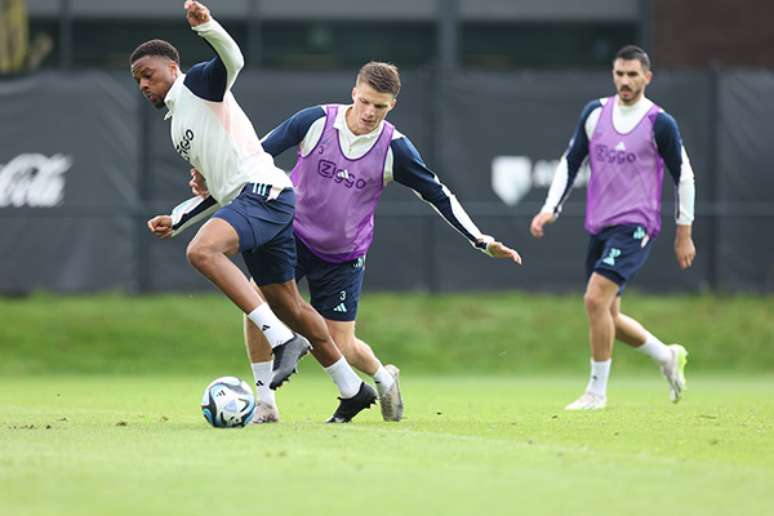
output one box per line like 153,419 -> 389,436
295,237 -> 366,322
586,224 -> 654,293
212,185 -> 297,286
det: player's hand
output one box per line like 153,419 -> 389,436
147,215 -> 174,239
674,225 -> 695,270
189,168 -> 209,197
184,0 -> 211,27
487,240 -> 523,264
530,212 -> 556,239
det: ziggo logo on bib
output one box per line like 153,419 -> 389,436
317,159 -> 367,189
594,144 -> 636,164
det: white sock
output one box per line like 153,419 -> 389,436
586,359 -> 611,397
372,364 -> 394,395
636,332 -> 672,365
250,361 -> 275,406
324,358 -> 362,399
247,303 -> 294,349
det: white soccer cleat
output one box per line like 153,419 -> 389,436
565,391 -> 607,411
661,344 -> 688,403
379,364 -> 404,422
251,401 -> 280,424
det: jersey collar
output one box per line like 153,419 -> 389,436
163,74 -> 186,120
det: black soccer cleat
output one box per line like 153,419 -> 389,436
325,382 -> 377,423
270,334 -> 312,389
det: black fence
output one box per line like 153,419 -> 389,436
1,68 -> 772,294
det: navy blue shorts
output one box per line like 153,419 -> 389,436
212,185 -> 297,286
586,224 -> 654,292
295,237 -> 366,322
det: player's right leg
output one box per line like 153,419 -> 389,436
238,236 -> 374,419
191,187 -> 326,403
185,217 -> 265,314
566,272 -> 619,411
185,198 -> 306,382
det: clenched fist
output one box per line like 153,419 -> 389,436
184,1 -> 211,27
147,215 -> 174,239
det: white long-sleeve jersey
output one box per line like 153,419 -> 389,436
163,18 -> 291,235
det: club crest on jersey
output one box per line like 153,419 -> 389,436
594,143 -> 636,164
175,129 -> 195,161
317,159 -> 367,190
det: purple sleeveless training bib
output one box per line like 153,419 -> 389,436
290,105 -> 394,263
586,96 -> 665,236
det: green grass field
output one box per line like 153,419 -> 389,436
1,292 -> 773,515
1,374 -> 773,516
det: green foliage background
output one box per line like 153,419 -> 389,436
2,292 -> 771,375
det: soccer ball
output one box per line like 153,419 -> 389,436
200,376 -> 256,428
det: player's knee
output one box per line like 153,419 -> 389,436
584,290 -> 608,313
186,242 -> 212,270
331,331 -> 355,354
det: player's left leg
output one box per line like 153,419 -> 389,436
611,298 -> 688,403
300,245 -> 402,421
243,314 -> 279,423
326,320 -> 403,422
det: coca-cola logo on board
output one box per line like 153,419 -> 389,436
0,153 -> 71,207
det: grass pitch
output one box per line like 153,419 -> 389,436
2,373 -> 773,516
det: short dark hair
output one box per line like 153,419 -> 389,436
356,61 -> 401,97
614,45 -> 651,70
130,39 -> 180,65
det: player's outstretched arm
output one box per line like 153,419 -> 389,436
477,236 -> 522,264
390,137 -> 522,265
184,0 -> 244,95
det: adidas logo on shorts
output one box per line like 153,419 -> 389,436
333,303 -> 347,313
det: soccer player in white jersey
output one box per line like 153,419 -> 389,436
130,1 -> 377,423
530,45 -> 696,410
191,62 -> 522,423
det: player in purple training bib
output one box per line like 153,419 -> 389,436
192,62 -> 522,423
530,45 -> 697,410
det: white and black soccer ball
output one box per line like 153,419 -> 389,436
200,376 -> 256,428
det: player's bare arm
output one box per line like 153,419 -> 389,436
184,0 -> 211,27
674,224 -> 696,270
